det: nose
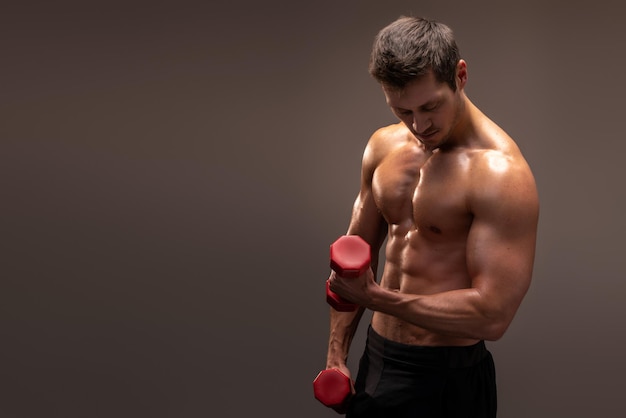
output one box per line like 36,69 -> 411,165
412,113 -> 430,133
412,114 -> 429,134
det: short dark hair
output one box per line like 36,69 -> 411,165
368,16 -> 461,91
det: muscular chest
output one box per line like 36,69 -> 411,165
372,147 -> 472,235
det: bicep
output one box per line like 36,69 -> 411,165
346,188 -> 387,273
466,169 -> 539,318
346,135 -> 389,270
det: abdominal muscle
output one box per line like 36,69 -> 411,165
370,224 -> 480,347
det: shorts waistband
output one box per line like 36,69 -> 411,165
367,325 -> 489,369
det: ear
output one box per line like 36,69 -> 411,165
456,59 -> 468,90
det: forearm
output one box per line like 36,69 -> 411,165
326,307 -> 365,368
367,286 -> 508,341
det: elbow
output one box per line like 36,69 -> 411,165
480,316 -> 511,341
475,298 -> 517,341
483,323 -> 507,341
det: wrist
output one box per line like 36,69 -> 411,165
326,359 -> 347,369
364,281 -> 390,311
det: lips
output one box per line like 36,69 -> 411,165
417,130 -> 437,140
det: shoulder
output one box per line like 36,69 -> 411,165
362,123 -> 415,169
467,136 -> 539,227
466,118 -> 535,189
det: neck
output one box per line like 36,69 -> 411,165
441,94 -> 479,151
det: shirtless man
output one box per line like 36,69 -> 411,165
325,16 -> 539,417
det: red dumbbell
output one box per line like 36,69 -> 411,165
313,368 -> 354,411
314,236 -> 369,410
326,235 -> 371,312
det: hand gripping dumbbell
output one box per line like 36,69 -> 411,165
326,235 -> 371,312
313,235 -> 370,410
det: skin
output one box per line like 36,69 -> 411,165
325,60 -> 540,390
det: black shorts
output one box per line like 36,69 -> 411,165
347,326 -> 497,418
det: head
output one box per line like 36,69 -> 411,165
369,16 -> 468,149
369,16 -> 461,91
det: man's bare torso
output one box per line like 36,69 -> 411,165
369,121 -> 523,346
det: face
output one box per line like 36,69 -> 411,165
383,65 -> 466,150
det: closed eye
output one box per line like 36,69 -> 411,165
421,102 -> 440,112
395,108 -> 412,116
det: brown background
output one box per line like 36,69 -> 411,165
2,0 -> 625,417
